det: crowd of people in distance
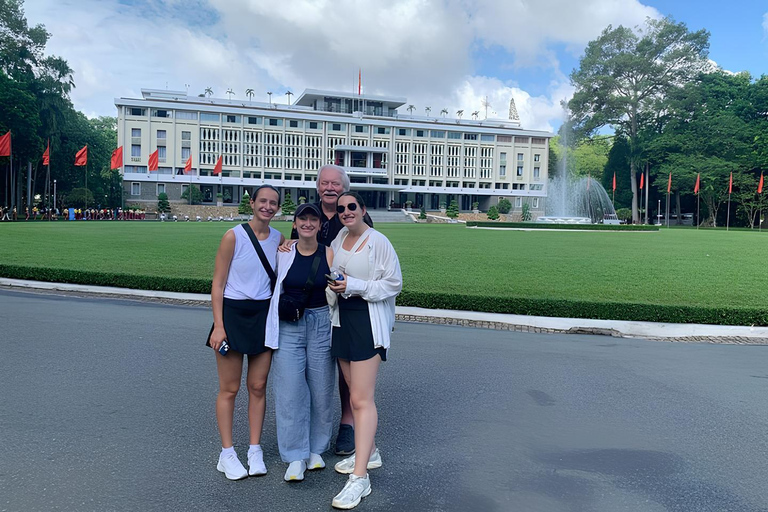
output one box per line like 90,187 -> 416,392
207,164 -> 402,510
0,206 -> 147,221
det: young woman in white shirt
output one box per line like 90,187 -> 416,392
208,185 -> 284,480
326,191 -> 402,509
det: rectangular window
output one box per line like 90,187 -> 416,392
415,130 -> 426,137
131,182 -> 141,196
533,198 -> 539,208
531,137 -> 546,145
497,135 -> 512,143
534,154 -> 540,162
430,130 -> 445,138
500,165 -> 506,177
447,132 -> 461,139
464,133 -> 478,140
131,128 -> 141,137
181,147 -> 191,160
152,109 -> 171,118
354,125 -> 368,133
158,146 -> 167,160
247,116 -> 261,125
331,123 -> 343,131
517,153 -> 524,161
157,130 -> 167,140
376,127 -> 390,134
176,111 -> 198,120
309,121 -> 320,130
397,128 -> 410,136
129,108 -> 145,116
268,118 -> 282,126
480,134 -> 495,142
289,120 -> 302,128
533,167 -> 540,179
200,113 -> 220,122
517,165 -> 523,176
515,197 -> 522,207
131,145 -> 141,157
157,183 -> 166,195
225,115 -> 240,123
181,131 -> 191,140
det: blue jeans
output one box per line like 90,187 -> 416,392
272,305 -> 335,462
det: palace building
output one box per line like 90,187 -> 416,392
114,88 -> 553,213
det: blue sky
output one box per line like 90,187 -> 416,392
23,0 -> 768,132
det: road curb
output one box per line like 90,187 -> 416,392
3,278 -> 767,345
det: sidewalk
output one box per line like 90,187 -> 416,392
3,278 -> 767,344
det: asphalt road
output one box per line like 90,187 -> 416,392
1,289 -> 767,512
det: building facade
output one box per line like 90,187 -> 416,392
115,88 -> 553,213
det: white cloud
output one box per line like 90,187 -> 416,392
23,0 -> 658,131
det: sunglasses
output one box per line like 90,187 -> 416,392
336,203 -> 359,213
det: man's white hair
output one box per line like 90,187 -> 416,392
317,164 -> 350,192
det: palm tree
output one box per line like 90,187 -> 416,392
285,91 -> 293,105
456,109 -> 464,119
440,108 -> 448,117
471,111 -> 479,120
245,88 -> 254,103
425,106 -> 431,116
267,91 -> 273,104
407,104 -> 415,115
226,88 -> 234,100
204,87 -> 213,97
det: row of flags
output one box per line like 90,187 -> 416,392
2,130 -> 766,191
609,170 -> 765,196
0,132 -> 225,175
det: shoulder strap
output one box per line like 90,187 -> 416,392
337,229 -> 372,273
241,223 -> 277,293
300,249 -> 324,303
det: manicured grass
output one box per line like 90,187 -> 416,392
1,221 -> 767,320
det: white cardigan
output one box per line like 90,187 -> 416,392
327,228 -> 403,350
264,246 -> 298,349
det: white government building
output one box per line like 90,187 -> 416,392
115,88 -> 553,213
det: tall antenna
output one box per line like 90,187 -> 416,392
481,96 -> 492,119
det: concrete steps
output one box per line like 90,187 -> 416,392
366,209 -> 413,223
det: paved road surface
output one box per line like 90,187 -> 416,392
1,289 -> 767,512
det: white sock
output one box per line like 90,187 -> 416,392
221,446 -> 236,456
248,444 -> 262,457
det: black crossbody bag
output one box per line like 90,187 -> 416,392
278,249 -> 322,322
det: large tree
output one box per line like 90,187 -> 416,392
568,17 -> 710,222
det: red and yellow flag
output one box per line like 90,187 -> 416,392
74,145 -> 88,166
110,146 -> 123,170
148,149 -> 159,171
184,155 -> 192,174
694,173 -> 700,195
42,141 -> 50,166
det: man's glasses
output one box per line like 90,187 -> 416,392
336,203 -> 359,213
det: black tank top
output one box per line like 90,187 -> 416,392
282,244 -> 331,308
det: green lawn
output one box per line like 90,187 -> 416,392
1,221 -> 767,322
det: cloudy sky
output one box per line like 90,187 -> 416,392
23,0 -> 768,132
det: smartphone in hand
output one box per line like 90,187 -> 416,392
219,340 -> 230,356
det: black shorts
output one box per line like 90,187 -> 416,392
206,298 -> 271,355
331,296 -> 386,362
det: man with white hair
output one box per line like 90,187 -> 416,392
287,164 -> 373,456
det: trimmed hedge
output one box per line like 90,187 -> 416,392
3,264 -> 766,326
466,221 -> 659,231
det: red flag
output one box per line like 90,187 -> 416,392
213,155 -> 222,175
612,172 -> 616,191
358,68 -> 361,95
667,173 -> 672,193
759,173 -> 764,195
148,149 -> 159,171
74,145 -> 88,166
694,173 -> 700,194
728,172 -> 733,194
639,172 -> 644,190
110,146 -> 123,170
184,155 -> 192,174
0,131 -> 11,157
42,141 -> 50,166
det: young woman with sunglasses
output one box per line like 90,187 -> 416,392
208,185 -> 284,480
326,192 -> 402,509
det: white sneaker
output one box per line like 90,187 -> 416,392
284,460 -> 307,482
307,453 -> 326,470
334,448 -> 382,474
332,473 -> 371,509
217,451 -> 248,480
248,449 -> 267,476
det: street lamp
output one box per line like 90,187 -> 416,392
53,180 -> 57,210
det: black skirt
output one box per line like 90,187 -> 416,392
331,296 -> 387,362
206,298 -> 271,355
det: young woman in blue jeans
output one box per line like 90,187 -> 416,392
269,202 -> 336,482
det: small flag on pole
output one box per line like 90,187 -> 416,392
213,155 -> 223,175
110,146 -> 123,170
42,141 -> 50,165
728,172 -> 733,194
184,155 -> 192,174
639,172 -> 644,190
612,172 -> 616,191
148,149 -> 159,171
74,145 -> 88,166
0,131 -> 12,157
694,173 -> 700,194
667,172 -> 672,193
358,68 -> 361,96
759,172 -> 764,195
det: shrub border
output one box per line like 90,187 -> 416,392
2,264 -> 766,326
466,221 -> 658,231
